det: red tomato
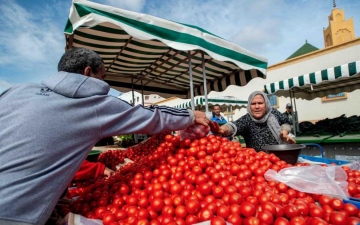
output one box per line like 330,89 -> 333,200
329,198 -> 344,210
274,217 -> 290,225
150,198 -> 164,212
185,199 -> 200,215
185,215 -> 198,225
294,202 -> 309,216
198,208 -> 214,222
262,202 -> 277,216
289,216 -> 306,225
243,216 -> 260,225
329,211 -> 348,225
257,209 -> 274,224
210,216 -> 226,225
348,217 -> 360,225
162,205 -> 175,217
240,202 -> 256,217
309,205 -> 324,218
284,204 -> 299,219
227,213 -> 243,225
175,205 -> 187,218
102,213 -> 115,225
216,204 -> 230,219
229,193 -> 244,205
318,195 -> 332,206
343,203 -> 358,216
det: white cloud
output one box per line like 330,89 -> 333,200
102,0 -> 146,12
141,0 -> 360,65
0,0 -> 65,69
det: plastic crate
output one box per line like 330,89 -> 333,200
299,154 -> 350,165
343,197 -> 360,209
299,143 -> 350,165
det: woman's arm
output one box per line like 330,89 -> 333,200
273,109 -> 296,143
212,115 -> 247,137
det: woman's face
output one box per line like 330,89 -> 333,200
250,94 -> 266,119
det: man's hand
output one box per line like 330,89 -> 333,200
193,110 -> 211,127
104,167 -> 115,178
280,130 -> 296,144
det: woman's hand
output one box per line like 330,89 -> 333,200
210,121 -> 229,136
280,130 -> 296,144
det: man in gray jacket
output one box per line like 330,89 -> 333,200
0,47 -> 210,225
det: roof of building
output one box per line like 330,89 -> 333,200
286,41 -> 319,60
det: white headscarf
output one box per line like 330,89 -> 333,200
247,91 -> 284,144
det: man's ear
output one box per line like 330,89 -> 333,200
83,66 -> 92,76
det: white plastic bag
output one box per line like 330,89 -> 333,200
264,165 -> 349,199
179,124 -> 210,141
67,212 -> 103,225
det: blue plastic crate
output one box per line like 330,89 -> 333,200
299,154 -> 350,165
343,197 -> 360,209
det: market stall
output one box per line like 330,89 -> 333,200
264,60 -> 360,158
160,95 -> 247,121
65,0 -> 268,112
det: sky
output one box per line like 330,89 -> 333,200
0,0 -> 359,96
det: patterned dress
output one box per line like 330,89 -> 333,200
232,108 -> 291,151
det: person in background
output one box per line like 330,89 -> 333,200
211,91 -> 295,151
211,104 -> 227,126
211,104 -> 232,140
0,47 -> 211,225
283,103 -> 294,133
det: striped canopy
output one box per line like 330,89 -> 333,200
64,0 -> 267,98
264,60 -> 360,100
165,96 -> 247,109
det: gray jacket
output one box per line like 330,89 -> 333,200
0,72 -> 194,225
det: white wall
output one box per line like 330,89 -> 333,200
209,43 -> 360,122
119,91 -> 165,106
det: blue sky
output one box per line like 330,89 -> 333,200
1,0 -> 359,95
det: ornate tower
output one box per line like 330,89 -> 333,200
323,0 -> 355,47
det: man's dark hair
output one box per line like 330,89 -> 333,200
57,47 -> 103,74
213,104 -> 220,109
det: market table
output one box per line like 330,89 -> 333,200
295,134 -> 333,144
322,133 -> 360,160
295,133 -> 360,159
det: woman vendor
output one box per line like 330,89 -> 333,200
213,91 -> 295,151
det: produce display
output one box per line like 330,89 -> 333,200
61,133 -> 360,225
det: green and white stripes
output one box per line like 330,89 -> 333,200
264,60 -> 360,100
64,0 -> 267,98
165,96 -> 247,109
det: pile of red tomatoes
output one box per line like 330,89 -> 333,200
63,133 -> 360,225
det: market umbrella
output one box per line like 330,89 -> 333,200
64,0 -> 268,101
263,60 -> 360,136
263,60 -> 360,100
158,96 -> 247,121
169,96 -> 247,110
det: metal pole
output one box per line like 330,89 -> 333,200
141,78 -> 144,105
290,90 -> 297,136
131,75 -> 137,143
131,75 -> 135,106
201,52 -> 209,112
188,51 -> 195,111
292,89 -> 299,135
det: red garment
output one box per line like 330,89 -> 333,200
73,160 -> 105,181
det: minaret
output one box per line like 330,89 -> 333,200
323,1 -> 355,47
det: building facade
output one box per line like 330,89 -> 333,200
212,4 -> 359,123
118,91 -> 165,106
